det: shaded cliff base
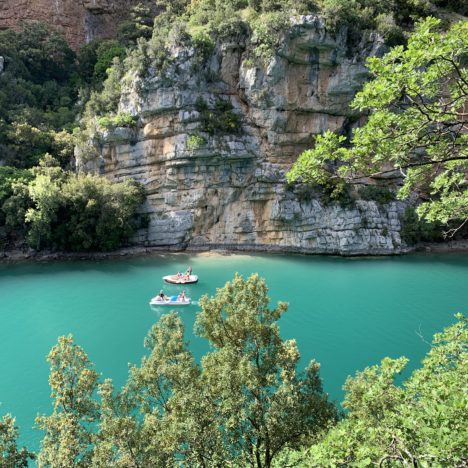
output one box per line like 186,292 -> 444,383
2,240 -> 468,264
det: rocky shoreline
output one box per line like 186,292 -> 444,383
1,240 -> 467,264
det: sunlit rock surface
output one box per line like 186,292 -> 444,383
82,17 -> 408,255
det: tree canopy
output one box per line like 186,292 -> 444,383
1,158 -> 145,252
276,314 -> 468,467
36,335 -> 99,467
0,414 -> 35,467
287,18 -> 468,236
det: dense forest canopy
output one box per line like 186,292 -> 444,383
0,23 -> 76,168
0,275 -> 466,467
0,24 -> 146,252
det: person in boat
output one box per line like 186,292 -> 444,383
157,290 -> 167,302
178,290 -> 186,302
186,266 -> 192,276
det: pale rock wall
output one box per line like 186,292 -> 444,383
83,16 -> 408,255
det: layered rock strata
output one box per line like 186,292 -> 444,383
82,17 -> 409,255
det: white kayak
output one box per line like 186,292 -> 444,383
149,295 -> 191,306
163,274 -> 198,285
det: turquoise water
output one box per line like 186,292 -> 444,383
0,252 -> 467,452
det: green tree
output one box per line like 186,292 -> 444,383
36,335 -> 99,468
156,0 -> 190,16
85,57 -> 125,117
2,157 -> 145,252
93,41 -> 126,86
92,312 -> 210,467
287,18 -> 468,236
92,274 -> 336,467
0,414 -> 35,467
0,23 -> 77,168
0,166 -> 33,209
117,3 -> 155,47
276,314 -> 468,467
193,273 -> 337,467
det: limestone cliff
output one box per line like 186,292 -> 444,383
0,0 -> 152,49
82,16 -> 410,255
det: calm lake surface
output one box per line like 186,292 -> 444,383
1,252 -> 467,451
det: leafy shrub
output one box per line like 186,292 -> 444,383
191,31 -> 216,70
250,11 -> 290,59
400,206 -> 443,245
146,16 -> 173,76
358,185 -> 396,205
92,41 -> 127,85
97,113 -> 137,129
85,57 -> 125,117
117,3 -> 155,46
0,167 -> 34,225
195,97 -> 242,135
187,133 -> 207,150
277,315 -> 468,467
2,160 -> 145,251
317,0 -> 433,47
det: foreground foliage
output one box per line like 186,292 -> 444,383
36,336 -> 99,467
89,274 -> 337,467
0,415 -> 35,467
275,314 -> 468,467
288,18 -> 468,235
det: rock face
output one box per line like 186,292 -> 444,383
0,0 -> 152,49
83,17 -> 409,255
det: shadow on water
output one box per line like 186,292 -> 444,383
0,253 -> 193,276
1,251 -> 467,279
